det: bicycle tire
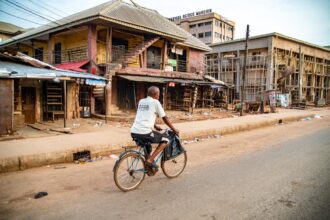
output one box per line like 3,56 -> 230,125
161,151 -> 187,178
113,152 -> 146,192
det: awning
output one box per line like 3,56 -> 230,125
0,60 -> 106,82
117,75 -> 227,87
55,60 -> 89,72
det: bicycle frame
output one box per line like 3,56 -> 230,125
115,144 -> 164,174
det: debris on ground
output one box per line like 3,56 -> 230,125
109,154 -> 119,159
73,151 -> 91,164
54,165 -> 66,169
93,121 -> 104,128
276,119 -> 284,125
34,192 -> 48,199
314,114 -> 322,119
301,117 -> 312,121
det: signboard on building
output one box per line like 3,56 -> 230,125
169,9 -> 212,21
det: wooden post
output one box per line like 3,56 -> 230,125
105,27 -> 113,118
48,34 -> 54,64
240,25 -> 249,116
64,80 -> 67,128
162,40 -> 168,70
143,50 -> 147,68
88,24 -> 97,73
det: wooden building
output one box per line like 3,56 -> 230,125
0,0 -> 218,118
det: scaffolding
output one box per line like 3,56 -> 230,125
206,50 -> 330,106
205,54 -> 268,102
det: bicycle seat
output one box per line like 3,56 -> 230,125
132,138 -> 151,148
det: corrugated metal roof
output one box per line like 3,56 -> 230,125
0,60 -> 106,81
0,21 -> 24,34
117,75 -> 225,86
0,0 -> 211,52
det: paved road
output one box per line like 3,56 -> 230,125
1,117 -> 329,220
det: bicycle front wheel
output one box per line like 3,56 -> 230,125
161,151 -> 187,178
113,153 -> 146,192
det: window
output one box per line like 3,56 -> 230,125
220,23 -> 222,28
204,21 -> 212,26
215,20 -> 220,27
34,47 -> 44,61
54,43 -> 62,64
189,24 -> 196,29
205,32 -> 212,37
198,33 -> 204,38
198,23 -> 204,27
192,34 -> 196,37
252,51 -> 261,61
215,32 -> 222,38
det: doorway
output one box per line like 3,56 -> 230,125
22,87 -> 36,124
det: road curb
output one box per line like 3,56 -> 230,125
0,114 -> 314,173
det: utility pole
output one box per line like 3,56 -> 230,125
240,24 -> 249,116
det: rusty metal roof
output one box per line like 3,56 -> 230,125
0,53 -> 106,81
117,75 -> 226,87
0,0 -> 210,52
55,60 -> 89,72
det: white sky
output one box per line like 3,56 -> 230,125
0,0 -> 329,46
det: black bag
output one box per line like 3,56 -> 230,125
163,134 -> 185,161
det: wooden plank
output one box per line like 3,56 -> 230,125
0,80 -> 13,135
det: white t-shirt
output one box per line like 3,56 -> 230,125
131,96 -> 166,134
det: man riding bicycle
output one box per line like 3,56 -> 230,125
131,86 -> 179,173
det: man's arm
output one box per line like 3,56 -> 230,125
162,116 -> 179,135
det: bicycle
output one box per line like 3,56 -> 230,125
113,130 -> 187,192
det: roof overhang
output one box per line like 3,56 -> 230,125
117,74 -> 226,87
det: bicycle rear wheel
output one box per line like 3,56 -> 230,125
113,153 -> 146,192
161,151 -> 187,178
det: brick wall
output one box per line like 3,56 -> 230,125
189,49 -> 205,74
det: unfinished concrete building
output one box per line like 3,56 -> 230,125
205,33 -> 330,106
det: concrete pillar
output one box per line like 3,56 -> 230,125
320,58 -> 325,99
266,38 -> 274,90
298,48 -> 304,101
88,24 -> 97,74
311,56 -> 316,102
274,48 -> 278,91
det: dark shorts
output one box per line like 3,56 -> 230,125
131,131 -> 169,145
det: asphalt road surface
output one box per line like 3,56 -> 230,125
1,116 -> 329,220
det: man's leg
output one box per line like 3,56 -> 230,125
147,142 -> 167,163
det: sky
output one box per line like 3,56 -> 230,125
0,0 -> 329,46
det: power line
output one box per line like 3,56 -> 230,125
4,0 -> 106,45
3,0 -> 63,25
8,0 -> 62,22
0,9 -> 51,26
0,0 -> 51,22
28,0 -> 68,19
37,0 -> 71,16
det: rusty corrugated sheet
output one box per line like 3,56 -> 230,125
0,79 -> 13,135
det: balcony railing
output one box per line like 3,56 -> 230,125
52,46 -> 88,64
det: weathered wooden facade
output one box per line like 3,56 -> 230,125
0,53 -> 106,135
0,0 -> 213,119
